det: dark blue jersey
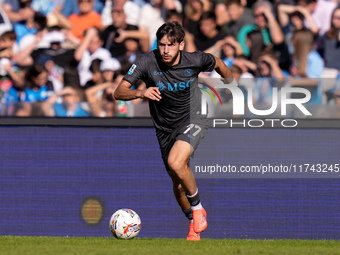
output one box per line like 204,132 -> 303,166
123,50 -> 215,132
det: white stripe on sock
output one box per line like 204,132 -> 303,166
191,202 -> 202,210
187,189 -> 198,198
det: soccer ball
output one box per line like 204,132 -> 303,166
109,209 -> 141,239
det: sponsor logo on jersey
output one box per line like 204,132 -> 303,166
155,79 -> 194,92
128,64 -> 136,75
153,71 -> 163,76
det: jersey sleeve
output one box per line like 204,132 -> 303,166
122,55 -> 148,85
198,51 -> 216,72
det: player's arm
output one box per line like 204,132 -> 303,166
114,80 -> 162,101
212,55 -> 237,85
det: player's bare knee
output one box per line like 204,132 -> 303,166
168,157 -> 185,173
168,162 -> 189,181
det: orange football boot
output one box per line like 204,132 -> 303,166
187,222 -> 200,241
192,208 -> 207,233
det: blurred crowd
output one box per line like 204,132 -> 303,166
0,0 -> 340,117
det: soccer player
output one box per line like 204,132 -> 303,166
114,21 -> 236,241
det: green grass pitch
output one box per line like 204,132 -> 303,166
1,236 -> 340,255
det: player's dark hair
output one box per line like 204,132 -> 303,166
156,21 -> 185,44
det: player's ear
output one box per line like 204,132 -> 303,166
179,40 -> 185,51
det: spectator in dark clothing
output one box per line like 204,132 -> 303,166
194,11 -> 227,52
102,4 -> 149,58
225,0 -> 254,37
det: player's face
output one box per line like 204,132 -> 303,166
157,36 -> 184,66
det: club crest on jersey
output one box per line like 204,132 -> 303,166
184,69 -> 193,77
128,64 -> 137,75
156,81 -> 166,91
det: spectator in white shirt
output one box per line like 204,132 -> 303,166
74,27 -> 112,86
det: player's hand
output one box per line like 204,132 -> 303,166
142,87 -> 161,101
221,77 -> 235,84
